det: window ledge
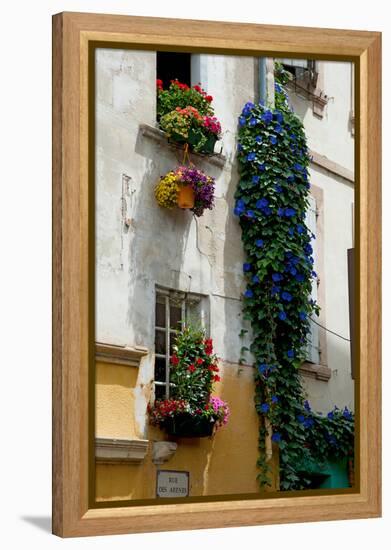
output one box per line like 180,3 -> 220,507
95,342 -> 149,367
139,123 -> 226,168
95,437 -> 149,464
299,362 -> 331,382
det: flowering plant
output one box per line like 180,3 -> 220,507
154,165 -> 215,217
148,324 -> 230,436
157,79 -> 222,154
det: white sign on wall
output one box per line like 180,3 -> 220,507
156,470 -> 189,498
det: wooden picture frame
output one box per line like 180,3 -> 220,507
52,11 -> 381,537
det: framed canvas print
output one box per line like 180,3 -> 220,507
52,12 -> 381,537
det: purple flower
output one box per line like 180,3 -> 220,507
269,135 -> 277,145
247,152 -> 256,162
256,239 -> 264,248
242,101 -> 255,116
304,418 -> 314,428
277,207 -> 284,217
258,363 -> 268,374
252,275 -> 260,283
304,244 -> 313,256
256,198 -> 269,209
272,273 -> 283,282
281,291 -> 293,302
287,349 -> 294,358
252,175 -> 260,184
271,395 -> 279,404
295,273 -> 305,282
278,311 -> 287,321
246,210 -> 255,219
243,263 -> 252,272
239,116 -> 246,127
296,224 -> 305,234
271,432 -> 281,443
249,117 -> 258,127
275,124 -> 283,134
244,289 -> 254,299
255,135 -> 262,143
297,414 -> 305,423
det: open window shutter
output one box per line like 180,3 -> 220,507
305,195 -> 320,364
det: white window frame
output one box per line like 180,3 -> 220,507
305,194 -> 321,364
154,287 -> 208,399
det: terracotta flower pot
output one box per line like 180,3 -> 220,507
177,184 -> 195,209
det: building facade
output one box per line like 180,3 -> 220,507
94,49 -> 354,501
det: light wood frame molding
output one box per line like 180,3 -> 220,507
52,11 -> 381,537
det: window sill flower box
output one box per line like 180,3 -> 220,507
163,413 -> 216,438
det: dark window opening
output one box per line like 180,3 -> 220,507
157,51 -> 191,89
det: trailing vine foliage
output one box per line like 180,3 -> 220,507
235,64 -> 354,490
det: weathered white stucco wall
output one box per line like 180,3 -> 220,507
96,49 -> 258,435
289,61 -> 355,414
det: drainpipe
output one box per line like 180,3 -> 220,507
259,57 -> 268,104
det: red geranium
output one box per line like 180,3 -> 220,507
170,354 -> 179,365
156,78 -> 163,90
196,358 -> 204,365
205,338 -> 213,355
213,375 -> 221,382
205,95 -> 213,102
188,364 -> 196,373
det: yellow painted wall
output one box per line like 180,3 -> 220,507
95,360 -> 278,501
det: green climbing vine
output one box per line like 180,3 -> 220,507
235,63 -> 354,490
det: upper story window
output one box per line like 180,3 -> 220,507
156,52 -> 191,89
154,287 -> 209,399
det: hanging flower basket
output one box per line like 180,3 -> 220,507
177,184 -> 195,209
154,166 -> 215,217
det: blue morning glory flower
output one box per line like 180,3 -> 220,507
242,101 -> 255,115
287,349 -> 294,358
255,135 -> 262,143
327,411 -> 334,420
252,175 -> 260,184
252,275 -> 260,283
295,273 -> 304,282
249,117 -> 258,127
312,271 -> 317,278
288,227 -> 294,236
304,400 -> 311,411
271,433 -> 281,443
247,152 -> 256,162
261,110 -> 273,124
271,285 -> 280,296
296,224 -> 305,234
304,418 -> 314,428
237,143 -> 243,152
258,363 -> 268,374
274,84 -> 282,94
343,407 -> 353,420
287,174 -> 295,183
244,289 -> 254,299
234,199 -> 245,216
281,291 -> 293,302
299,311 -> 307,321
274,184 -> 283,193
304,244 -> 313,256
255,239 -> 264,248
275,124 -> 283,134
294,162 -> 304,171
243,263 -> 252,272
277,207 -> 284,217
272,273 -> 283,282
285,208 -> 296,217
278,311 -> 287,321
258,163 -> 266,171
239,116 -> 246,127
246,210 -> 255,218
269,135 -> 277,145
260,403 -> 270,413
271,395 -> 279,404
256,198 -> 269,209
297,414 -> 305,423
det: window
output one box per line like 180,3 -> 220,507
280,58 -> 317,85
154,288 -> 209,399
305,194 -> 320,364
156,52 -> 191,89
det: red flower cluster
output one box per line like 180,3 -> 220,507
170,354 -> 179,365
156,79 -> 163,90
147,398 -> 188,425
205,338 -> 213,355
188,364 -> 196,373
170,79 -> 190,91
